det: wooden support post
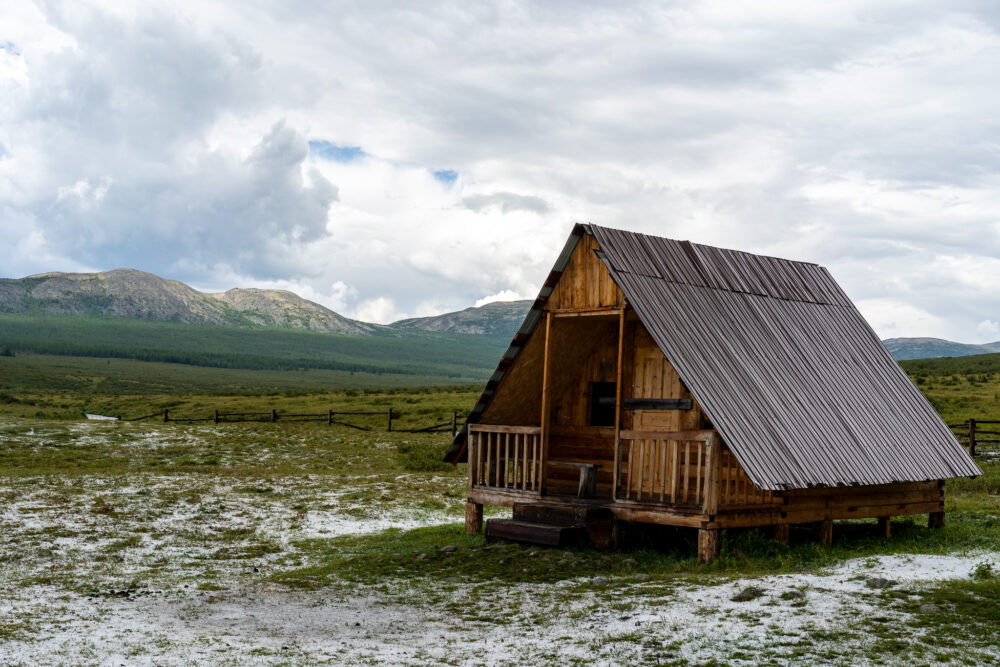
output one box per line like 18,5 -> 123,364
539,311 -> 553,495
772,524 -> 789,545
328,409 -> 333,426
163,409 -> 169,423
612,519 -> 627,550
387,408 -> 393,432
271,408 -> 277,423
818,519 -> 833,547
877,516 -> 891,540
612,305 -> 625,500
451,410 -> 457,437
214,409 -> 219,424
969,418 -> 976,456
928,511 -> 945,529
698,528 -> 719,563
465,501 -> 483,534
705,434 -> 722,517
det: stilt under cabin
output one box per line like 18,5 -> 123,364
444,224 -> 981,563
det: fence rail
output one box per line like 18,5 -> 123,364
948,418 -> 1000,455
117,408 -> 465,434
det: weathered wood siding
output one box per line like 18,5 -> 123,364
546,233 -> 623,310
627,326 -> 704,432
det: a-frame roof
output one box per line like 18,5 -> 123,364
447,224 -> 981,490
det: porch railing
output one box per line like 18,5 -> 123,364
468,425 -> 542,494
615,429 -> 720,509
615,429 -> 779,512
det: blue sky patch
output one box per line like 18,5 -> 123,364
309,140 -> 365,162
0,42 -> 20,56
433,169 -> 458,185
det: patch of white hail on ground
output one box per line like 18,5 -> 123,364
3,551 -> 999,666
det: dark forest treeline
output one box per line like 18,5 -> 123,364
0,313 -> 504,381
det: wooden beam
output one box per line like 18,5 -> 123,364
468,424 -> 541,435
928,511 -> 945,529
539,310 -> 553,495
619,429 -> 717,442
613,305 -> 625,501
772,523 -> 790,545
622,398 -> 693,411
468,487 -> 540,507
548,305 -> 622,316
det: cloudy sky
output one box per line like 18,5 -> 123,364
2,1 -> 999,340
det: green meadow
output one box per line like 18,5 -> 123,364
0,333 -> 998,663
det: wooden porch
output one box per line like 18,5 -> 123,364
464,422 -> 784,560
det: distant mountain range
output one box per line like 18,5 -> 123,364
0,268 -> 530,338
881,337 -> 1000,361
2,269 -> 996,362
392,300 -> 531,335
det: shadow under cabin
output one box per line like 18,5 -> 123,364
443,224 -> 981,562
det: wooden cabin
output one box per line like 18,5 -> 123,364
444,224 -> 981,562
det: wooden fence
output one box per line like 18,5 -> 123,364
122,408 -> 465,435
947,419 -> 1000,456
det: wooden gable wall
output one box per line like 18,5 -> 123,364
546,233 -> 623,310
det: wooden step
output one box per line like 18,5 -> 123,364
485,519 -> 586,547
512,502 -> 589,526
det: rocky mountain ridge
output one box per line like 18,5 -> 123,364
0,269 -> 378,335
2,269 -> 996,361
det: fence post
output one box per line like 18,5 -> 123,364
163,409 -> 168,423
214,409 -> 219,424
969,418 -> 976,456
328,409 -> 333,426
387,408 -> 393,432
271,409 -> 277,423
451,410 -> 457,437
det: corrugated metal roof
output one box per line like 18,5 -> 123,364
591,225 -> 981,490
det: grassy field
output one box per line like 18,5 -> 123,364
900,353 -> 1000,424
0,352 -> 998,664
0,414 -> 997,665
0,313 -> 506,380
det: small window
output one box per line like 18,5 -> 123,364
589,382 -> 617,427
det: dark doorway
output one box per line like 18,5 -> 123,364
589,381 -> 616,426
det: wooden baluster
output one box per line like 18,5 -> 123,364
670,440 -> 678,503
625,440 -> 633,500
635,440 -> 643,501
503,433 -> 509,488
659,439 -> 667,502
521,435 -> 528,491
467,435 -> 474,492
695,442 -> 704,505
531,434 -> 538,491
682,442 -> 691,504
